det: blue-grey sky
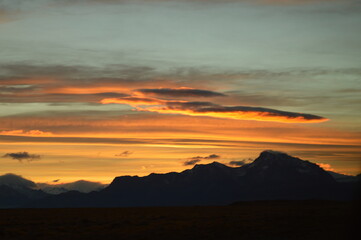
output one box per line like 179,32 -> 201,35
1,0 -> 360,69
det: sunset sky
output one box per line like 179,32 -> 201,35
0,0 -> 360,183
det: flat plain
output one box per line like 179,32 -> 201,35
0,201 -> 358,240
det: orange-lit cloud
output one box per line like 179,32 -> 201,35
316,163 -> 334,171
0,129 -> 53,136
100,97 -> 167,106
142,106 -> 328,123
44,86 -> 130,95
101,95 -> 328,123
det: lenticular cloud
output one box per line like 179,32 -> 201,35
101,88 -> 328,123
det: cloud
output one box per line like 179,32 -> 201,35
204,154 -> 221,159
228,158 -> 253,166
183,159 -> 202,166
228,160 -> 247,166
183,154 -> 220,165
136,87 -> 225,98
0,129 -> 53,136
1,63 -> 357,113
115,151 -> 133,157
0,64 -> 161,103
316,163 -> 334,171
190,154 -> 220,161
101,97 -> 166,106
1,63 -> 240,105
2,151 -> 41,162
145,104 -> 329,123
102,95 -> 328,123
1,107 -> 356,148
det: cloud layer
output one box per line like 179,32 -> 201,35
102,94 -> 328,123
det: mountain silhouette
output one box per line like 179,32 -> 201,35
237,150 -> 339,200
19,150 -> 359,208
0,174 -> 48,208
327,171 -> 359,183
0,174 -> 107,208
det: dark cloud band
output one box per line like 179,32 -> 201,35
137,88 -> 225,98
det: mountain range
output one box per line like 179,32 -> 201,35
1,150 -> 360,208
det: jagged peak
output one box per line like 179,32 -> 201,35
250,150 -> 310,168
209,161 -> 227,167
260,150 -> 289,157
258,150 -> 299,160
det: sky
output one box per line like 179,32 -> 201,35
0,0 -> 360,183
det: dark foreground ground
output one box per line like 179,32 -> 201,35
0,200 -> 359,240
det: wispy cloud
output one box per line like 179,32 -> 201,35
1,64 -> 359,111
115,151 -> 133,157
